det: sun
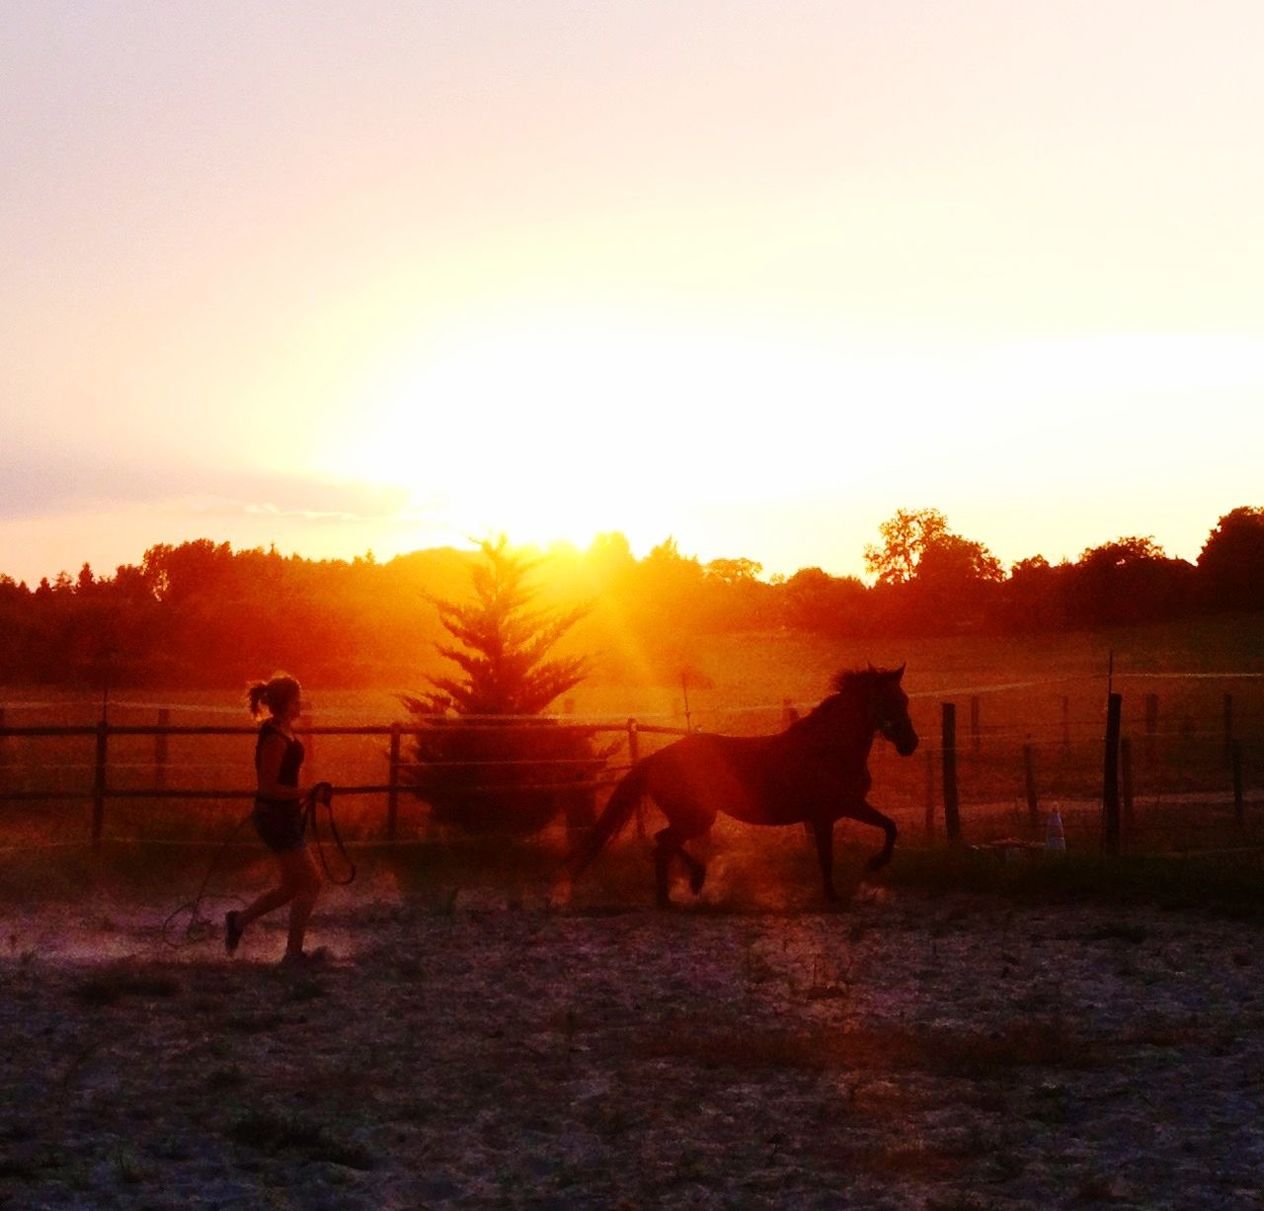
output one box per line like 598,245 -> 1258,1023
323,316 -> 743,550
314,308 -> 916,563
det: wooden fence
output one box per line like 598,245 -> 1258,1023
0,690 -> 1259,853
0,717 -> 690,848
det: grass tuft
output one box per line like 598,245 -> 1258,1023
880,845 -> 1264,918
631,1016 -> 1100,1077
227,1108 -> 375,1170
72,966 -> 182,1007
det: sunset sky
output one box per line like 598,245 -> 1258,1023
3,1 -> 1262,587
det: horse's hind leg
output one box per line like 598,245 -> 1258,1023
846,801 -> 898,873
653,829 -> 673,907
653,826 -> 707,907
810,818 -> 840,904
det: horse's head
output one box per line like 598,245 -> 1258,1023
833,665 -> 919,756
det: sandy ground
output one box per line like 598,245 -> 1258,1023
3,875 -> 1264,1210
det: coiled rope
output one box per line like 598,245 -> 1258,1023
162,782 -> 354,948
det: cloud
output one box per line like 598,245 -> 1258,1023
0,435 -> 409,525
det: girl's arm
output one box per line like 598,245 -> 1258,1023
255,732 -> 303,800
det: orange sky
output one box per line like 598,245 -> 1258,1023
3,2 -> 1262,585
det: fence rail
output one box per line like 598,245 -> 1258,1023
0,717 -> 684,846
1,689 -> 1261,853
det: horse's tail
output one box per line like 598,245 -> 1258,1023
568,758 -> 651,880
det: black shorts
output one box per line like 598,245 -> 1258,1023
253,798 -> 307,854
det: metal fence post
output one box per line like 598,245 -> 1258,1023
924,746 -> 936,838
942,703 -> 960,844
1232,740 -> 1244,828
92,720 -> 109,849
1120,737 -> 1135,829
1144,693 -> 1159,763
627,718 -> 644,840
1102,693 -> 1122,857
1023,742 -> 1039,826
387,722 -> 401,841
154,708 -> 169,792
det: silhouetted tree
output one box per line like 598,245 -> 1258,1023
1198,506 -> 1264,612
704,557 -> 762,586
904,533 -> 1004,632
863,508 -> 951,585
781,567 -> 870,633
1066,537 -> 1195,627
997,556 -> 1071,632
865,509 -> 1003,633
400,538 -> 613,836
7,504 -> 1264,689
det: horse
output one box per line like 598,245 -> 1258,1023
570,665 -> 919,906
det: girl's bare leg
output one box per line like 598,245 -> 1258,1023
237,881 -> 294,928
233,848 -> 321,943
283,848 -> 322,956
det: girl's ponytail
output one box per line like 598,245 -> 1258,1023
245,681 -> 270,719
246,674 -> 300,720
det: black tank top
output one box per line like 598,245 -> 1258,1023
256,720 -> 304,797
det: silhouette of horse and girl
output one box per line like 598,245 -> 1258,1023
227,666 -> 918,961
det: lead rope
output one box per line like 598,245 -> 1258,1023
305,781 -> 357,885
161,807 -> 252,948
164,783 -> 355,948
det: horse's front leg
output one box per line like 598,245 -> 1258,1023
846,800 -> 898,873
810,817 -> 839,903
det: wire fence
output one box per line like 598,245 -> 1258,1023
1,674 -> 1262,855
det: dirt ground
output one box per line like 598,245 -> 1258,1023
3,870 -> 1264,1210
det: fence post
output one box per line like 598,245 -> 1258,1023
1232,740 -> 1244,829
627,718 -> 645,840
1102,692 -> 1122,857
1144,693 -> 1159,763
93,720 -> 109,849
924,746 -> 936,838
154,708 -> 169,792
1120,736 -> 1134,829
1224,694 -> 1234,765
1023,742 -> 1039,826
942,702 -> 960,844
387,722 -> 401,841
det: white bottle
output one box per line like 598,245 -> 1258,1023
1046,806 -> 1066,852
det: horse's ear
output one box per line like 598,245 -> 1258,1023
893,663 -> 906,681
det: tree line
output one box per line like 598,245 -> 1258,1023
1,505 -> 1261,688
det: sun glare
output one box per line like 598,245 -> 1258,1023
323,313 -> 875,553
311,313 -> 1264,575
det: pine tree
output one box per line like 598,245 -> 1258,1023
400,538 -> 612,836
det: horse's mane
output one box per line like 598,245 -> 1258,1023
830,665 -> 900,694
783,666 -> 902,734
